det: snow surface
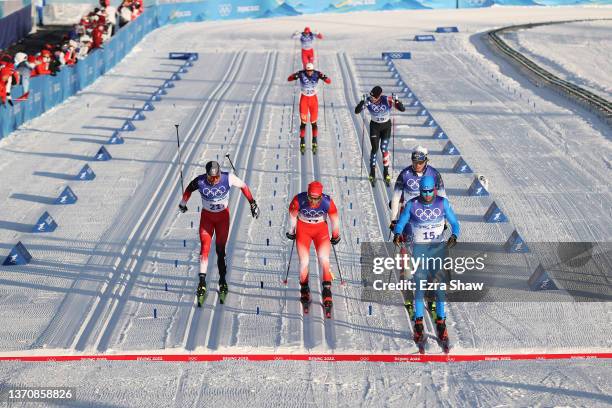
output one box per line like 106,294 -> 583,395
500,19 -> 612,100
0,5 -> 611,406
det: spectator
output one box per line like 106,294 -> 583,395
13,52 -> 34,101
1,66 -> 14,106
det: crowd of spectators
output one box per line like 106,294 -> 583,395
0,0 -> 143,106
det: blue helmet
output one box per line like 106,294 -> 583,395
419,175 -> 436,198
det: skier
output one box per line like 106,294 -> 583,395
392,175 -> 459,352
292,26 -> 323,69
389,145 -> 445,237
354,86 -> 405,186
178,161 -> 260,305
288,63 -> 331,155
286,181 -> 340,317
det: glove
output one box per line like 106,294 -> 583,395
330,235 -> 341,246
250,200 -> 260,219
447,234 -> 457,249
178,203 -> 188,213
286,232 -> 296,241
389,220 -> 397,232
393,233 -> 402,247
324,78 -> 331,84
316,33 -> 323,39
355,99 -> 364,114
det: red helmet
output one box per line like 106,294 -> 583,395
304,27 -> 311,34
307,181 -> 323,198
41,49 -> 52,57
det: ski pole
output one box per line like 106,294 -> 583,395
391,93 -> 395,172
283,239 -> 295,284
225,153 -> 237,175
331,244 -> 345,286
360,103 -> 366,179
174,124 -> 185,193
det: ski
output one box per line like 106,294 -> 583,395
302,300 -> 310,314
196,285 -> 207,308
413,317 -> 426,354
219,283 -> 228,304
427,301 -> 450,354
384,175 -> 391,187
323,301 -> 333,319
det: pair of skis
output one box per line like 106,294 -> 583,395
369,174 -> 391,187
301,297 -> 333,319
196,283 -> 228,307
405,299 -> 450,354
300,142 -> 317,155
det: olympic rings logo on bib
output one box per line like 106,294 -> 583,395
202,186 -> 227,198
301,209 -> 325,218
405,178 -> 420,190
415,208 -> 442,221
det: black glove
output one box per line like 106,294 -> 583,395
178,203 -> 188,213
286,232 -> 296,240
330,235 -> 341,246
354,99 -> 365,114
393,233 -> 402,247
447,234 -> 457,249
389,220 -> 397,232
250,200 -> 260,219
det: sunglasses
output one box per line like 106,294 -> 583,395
421,189 -> 434,195
308,195 -> 322,202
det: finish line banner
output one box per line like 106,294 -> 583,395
0,352 -> 610,363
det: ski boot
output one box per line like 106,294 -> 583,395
368,166 -> 376,186
322,281 -> 333,319
383,166 -> 391,187
196,279 -> 207,307
413,317 -> 425,353
300,139 -> 306,155
312,137 -> 318,155
219,280 -> 229,304
300,283 -> 311,314
436,317 -> 450,353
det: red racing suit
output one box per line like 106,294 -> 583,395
181,172 -> 254,276
287,70 -> 330,139
288,192 -> 340,285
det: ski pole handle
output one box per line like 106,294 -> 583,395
225,153 -> 237,173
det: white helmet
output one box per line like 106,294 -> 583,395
305,62 -> 314,71
14,52 -> 27,65
411,145 -> 428,162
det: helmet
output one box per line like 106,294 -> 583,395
411,146 -> 428,162
205,161 -> 220,177
419,176 -> 436,198
307,181 -> 323,198
304,26 -> 311,33
14,52 -> 27,65
305,62 -> 314,71
41,49 -> 52,57
370,86 -> 382,98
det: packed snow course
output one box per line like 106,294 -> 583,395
0,6 -> 610,407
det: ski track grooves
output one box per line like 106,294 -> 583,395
184,50 -> 279,351
73,51 -> 247,352
337,52 -> 420,352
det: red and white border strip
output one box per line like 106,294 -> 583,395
1,353 -> 610,363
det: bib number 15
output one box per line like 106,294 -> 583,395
423,231 -> 437,240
